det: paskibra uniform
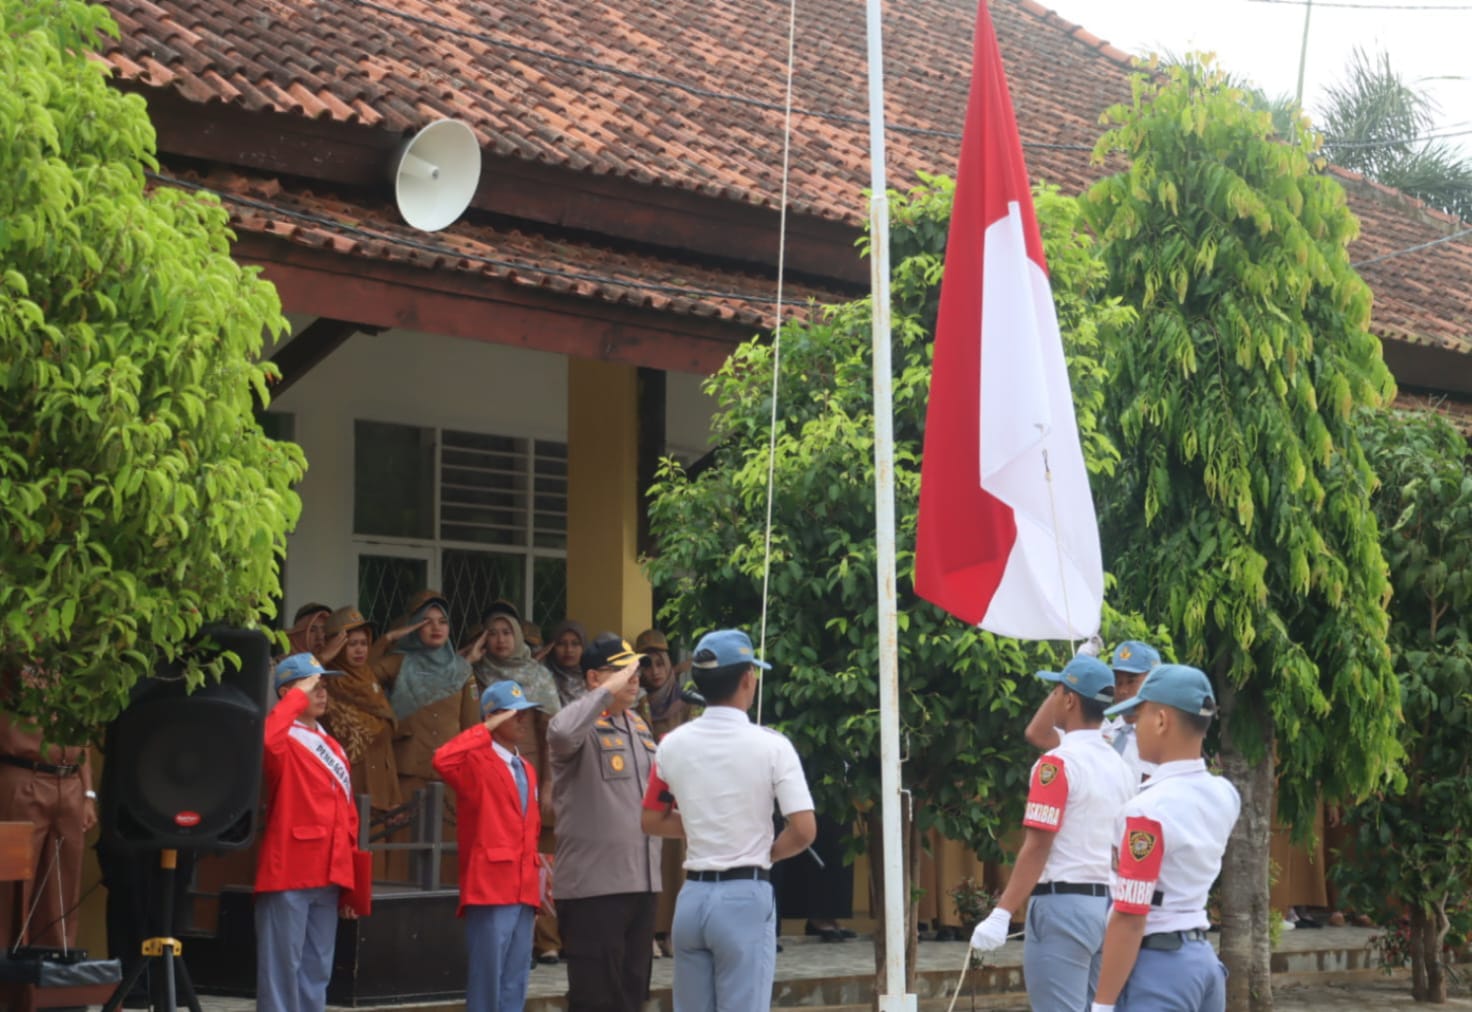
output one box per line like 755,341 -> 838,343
1097,665 -> 1240,1012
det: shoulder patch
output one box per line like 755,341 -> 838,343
1112,814 -> 1166,915
1022,754 -> 1068,832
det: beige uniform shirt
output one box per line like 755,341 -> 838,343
547,687 -> 662,900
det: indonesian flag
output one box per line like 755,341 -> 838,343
913,1 -> 1102,640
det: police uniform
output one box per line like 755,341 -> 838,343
1101,666 -> 1240,1012
642,630 -> 814,1012
1104,641 -> 1162,785
1016,659 -> 1137,1011
433,680 -> 543,1012
256,654 -> 367,1012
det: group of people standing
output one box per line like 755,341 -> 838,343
260,615 -> 814,1012
971,641 -> 1241,1012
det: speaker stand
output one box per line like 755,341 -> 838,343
102,849 -> 202,1012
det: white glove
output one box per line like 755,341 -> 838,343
1090,1004 -> 1115,1012
969,907 -> 1012,951
1078,635 -> 1105,658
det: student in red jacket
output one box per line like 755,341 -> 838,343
434,679 -> 544,1011
257,653 -> 367,1012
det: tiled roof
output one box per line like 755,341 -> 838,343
161,167 -> 846,329
1395,392 -> 1472,435
100,0 -> 1472,355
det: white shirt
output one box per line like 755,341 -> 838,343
491,739 -> 533,804
1110,759 -> 1241,932
647,706 -> 814,871
1022,728 -> 1137,885
1101,717 -> 1158,784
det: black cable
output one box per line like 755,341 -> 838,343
1245,0 -> 1472,9
147,171 -> 842,311
8,878 -> 103,953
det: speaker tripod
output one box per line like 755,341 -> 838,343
102,849 -> 202,1012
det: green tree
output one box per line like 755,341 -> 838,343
646,177 -> 1157,985
1334,408 -> 1472,1004
0,0 -> 304,734
1081,59 -> 1402,1011
1319,48 -> 1472,223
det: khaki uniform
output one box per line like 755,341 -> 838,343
0,711 -> 92,949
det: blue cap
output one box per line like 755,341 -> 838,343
274,652 -> 342,691
1110,640 -> 1161,675
1036,656 -> 1115,703
480,679 -> 543,716
691,629 -> 771,671
1104,664 -> 1218,718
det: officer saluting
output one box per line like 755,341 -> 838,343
1091,665 -> 1240,1012
970,656 -> 1136,1011
640,629 -> 816,1012
1100,641 -> 1162,785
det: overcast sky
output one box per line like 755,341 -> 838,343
1033,0 -> 1472,155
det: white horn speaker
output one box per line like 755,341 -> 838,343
391,119 -> 482,232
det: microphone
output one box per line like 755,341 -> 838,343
679,686 -> 707,707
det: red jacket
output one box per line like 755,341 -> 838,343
256,689 -> 360,895
433,724 -> 541,914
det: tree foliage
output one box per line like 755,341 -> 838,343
1319,48 -> 1472,223
1335,409 -> 1472,1003
0,0 -> 304,735
646,177 -> 1158,858
1081,57 -> 1402,822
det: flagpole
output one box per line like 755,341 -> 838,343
863,0 -> 914,1009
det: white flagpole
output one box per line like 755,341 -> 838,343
864,0 -> 914,1009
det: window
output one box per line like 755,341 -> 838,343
353,421 -> 567,642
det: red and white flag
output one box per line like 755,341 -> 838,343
914,1 -> 1102,640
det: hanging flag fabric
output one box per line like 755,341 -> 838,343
913,0 -> 1103,640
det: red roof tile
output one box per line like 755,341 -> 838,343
155,166 -> 846,330
100,0 -> 1472,355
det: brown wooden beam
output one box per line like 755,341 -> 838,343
1381,338 -> 1472,398
135,89 -> 868,286
269,317 -> 371,396
636,366 -> 667,557
234,234 -> 746,375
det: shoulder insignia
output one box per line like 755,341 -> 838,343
1039,761 -> 1059,787
1129,829 -> 1158,861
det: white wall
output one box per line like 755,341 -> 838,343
268,328 -> 716,617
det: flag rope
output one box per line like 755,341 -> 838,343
755,0 -> 799,725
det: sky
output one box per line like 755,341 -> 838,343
1032,0 -> 1472,156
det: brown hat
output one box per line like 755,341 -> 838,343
405,589 -> 451,618
634,629 -> 669,654
522,621 -> 543,648
324,605 -> 373,639
290,602 -> 332,633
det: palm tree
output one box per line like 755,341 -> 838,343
1318,48 -> 1472,223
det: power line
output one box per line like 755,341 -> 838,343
1322,127 -> 1472,149
1247,0 -> 1472,9
147,171 -> 841,312
1352,225 -> 1472,267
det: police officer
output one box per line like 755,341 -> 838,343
641,629 -> 816,1012
1091,665 -> 1240,1012
970,656 -> 1136,1011
1100,641 -> 1162,785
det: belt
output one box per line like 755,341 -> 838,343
0,755 -> 81,777
1141,928 -> 1209,951
686,866 -> 770,883
1031,882 -> 1108,898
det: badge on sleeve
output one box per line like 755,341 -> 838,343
1111,814 -> 1165,914
1022,754 -> 1068,831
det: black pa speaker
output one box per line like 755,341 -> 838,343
101,626 -> 273,852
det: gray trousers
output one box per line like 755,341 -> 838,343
255,886 -> 340,1012
1118,939 -> 1227,1012
466,903 -> 535,1011
1022,893 -> 1109,1012
671,878 -> 775,1012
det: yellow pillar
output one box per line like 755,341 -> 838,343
566,359 -> 653,639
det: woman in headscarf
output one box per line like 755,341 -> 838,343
471,600 -> 565,963
319,606 -> 401,817
371,590 -> 482,883
283,602 -> 331,658
543,619 -> 588,706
